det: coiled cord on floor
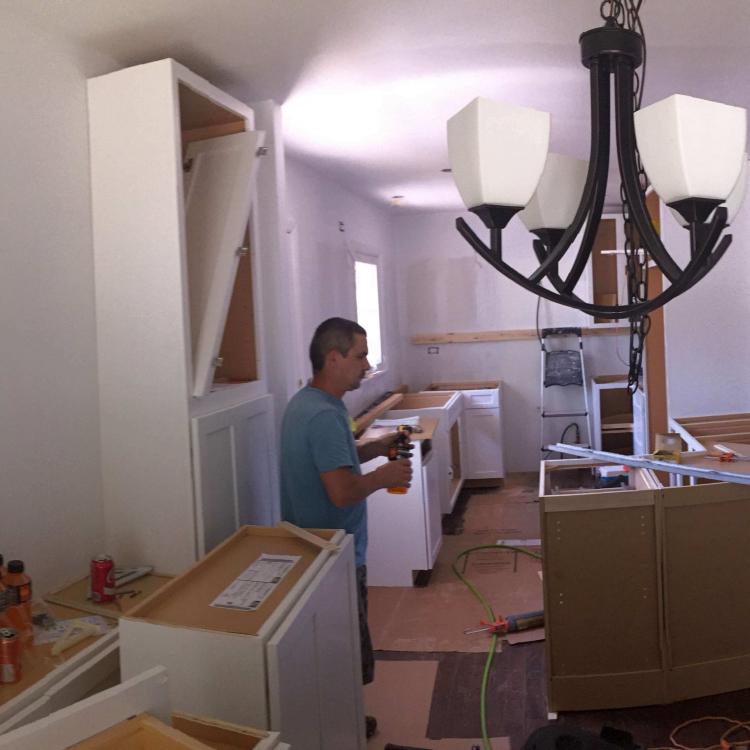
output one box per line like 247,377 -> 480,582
651,716 -> 750,750
452,543 -> 543,750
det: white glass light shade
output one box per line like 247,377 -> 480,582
447,97 -> 550,209
518,153 -> 588,231
669,154 -> 748,227
634,94 -> 747,204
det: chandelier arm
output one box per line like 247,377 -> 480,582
613,58 -> 682,283
527,61 -> 611,284
560,146 -> 612,294
689,234 -> 731,284
490,227 -> 502,261
457,216 -> 720,318
531,238 -> 547,266
532,239 -> 575,296
692,206 -> 728,260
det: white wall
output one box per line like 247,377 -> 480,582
663,178 -> 750,417
0,13 -> 117,592
393,210 -> 630,471
284,156 -> 402,418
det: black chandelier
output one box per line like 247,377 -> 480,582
447,0 -> 746,386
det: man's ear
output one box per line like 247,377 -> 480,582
324,349 -> 340,368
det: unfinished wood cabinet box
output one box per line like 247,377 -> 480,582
541,458 -> 750,711
69,713 -> 281,749
670,412 -> 750,452
118,526 -> 365,750
88,59 -> 281,574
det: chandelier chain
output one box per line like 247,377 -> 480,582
619,0 -> 649,394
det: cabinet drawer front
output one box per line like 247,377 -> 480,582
463,390 -> 499,408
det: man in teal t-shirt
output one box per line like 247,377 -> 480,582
280,318 -> 412,738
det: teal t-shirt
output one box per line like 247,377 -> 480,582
280,386 -> 367,565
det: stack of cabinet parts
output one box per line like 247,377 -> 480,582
0,666 -> 288,750
541,458 -> 750,711
670,413 -> 750,452
428,381 -> 505,483
385,391 -> 464,513
363,417 -> 441,586
591,375 -> 634,453
88,58 -> 279,575
118,526 -> 365,750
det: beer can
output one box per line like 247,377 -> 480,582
90,555 -> 116,603
0,628 -> 21,684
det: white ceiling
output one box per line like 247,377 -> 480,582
7,0 -> 750,212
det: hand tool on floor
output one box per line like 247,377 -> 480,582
464,609 -> 544,636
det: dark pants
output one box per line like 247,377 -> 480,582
356,564 -> 375,685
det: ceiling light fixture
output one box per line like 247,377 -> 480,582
447,0 -> 746,388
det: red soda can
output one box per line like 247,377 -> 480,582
90,555 -> 116,603
0,628 -> 21,683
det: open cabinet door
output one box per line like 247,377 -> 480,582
184,129 -> 264,397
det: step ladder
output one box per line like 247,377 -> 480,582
540,327 -> 592,452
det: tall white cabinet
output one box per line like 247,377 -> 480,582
88,59 -> 280,574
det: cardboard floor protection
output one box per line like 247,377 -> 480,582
369,527 -> 543,653
364,658 -> 509,750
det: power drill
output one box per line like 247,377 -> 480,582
387,424 -> 413,494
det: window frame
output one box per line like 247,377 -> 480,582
353,251 -> 387,376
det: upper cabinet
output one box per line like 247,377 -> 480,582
88,60 -> 280,574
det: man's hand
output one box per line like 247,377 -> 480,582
357,431 -> 414,463
375,457 -> 413,489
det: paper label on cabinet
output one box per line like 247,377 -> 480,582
210,554 -> 301,612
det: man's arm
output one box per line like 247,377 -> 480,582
321,459 -> 412,508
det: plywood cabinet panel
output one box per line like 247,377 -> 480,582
541,458 -> 750,711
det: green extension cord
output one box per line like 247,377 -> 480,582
451,544 -> 543,750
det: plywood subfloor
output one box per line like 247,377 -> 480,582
364,657 -> 510,750
369,485 -> 542,653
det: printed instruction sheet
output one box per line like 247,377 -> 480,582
211,553 -> 301,612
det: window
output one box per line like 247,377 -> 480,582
354,259 -> 383,369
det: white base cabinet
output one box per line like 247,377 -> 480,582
364,422 -> 442,586
118,526 -> 364,750
384,391 -> 464,514
428,382 -> 505,481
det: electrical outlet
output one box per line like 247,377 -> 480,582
427,346 -> 440,355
